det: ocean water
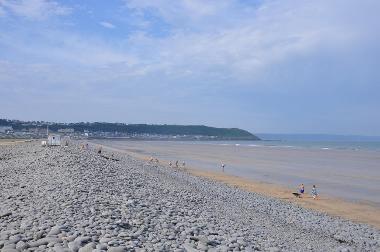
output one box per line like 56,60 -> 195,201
189,140 -> 380,152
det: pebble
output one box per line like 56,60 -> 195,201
0,212 -> 12,218
78,242 -> 95,252
107,246 -> 127,252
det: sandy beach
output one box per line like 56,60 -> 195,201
0,139 -> 30,145
94,140 -> 380,229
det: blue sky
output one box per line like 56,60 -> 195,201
0,0 -> 379,135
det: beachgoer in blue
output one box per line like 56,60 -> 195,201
311,185 -> 318,199
299,184 -> 305,197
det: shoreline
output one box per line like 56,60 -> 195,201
93,141 -> 380,229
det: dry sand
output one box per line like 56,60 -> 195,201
94,141 -> 380,229
188,169 -> 380,229
0,139 -> 30,145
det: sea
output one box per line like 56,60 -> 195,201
190,140 -> 380,152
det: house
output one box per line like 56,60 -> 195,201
47,134 -> 61,146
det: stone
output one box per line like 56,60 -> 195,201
48,226 -> 62,236
1,249 -> 19,252
8,235 -> 21,244
196,243 -> 208,251
78,242 -> 95,252
53,246 -> 72,252
15,240 -> 28,250
68,241 -> 80,252
1,244 -> 16,250
269,247 -> 281,252
0,212 -> 12,218
107,247 -> 127,252
183,243 -> 199,252
29,238 -> 61,247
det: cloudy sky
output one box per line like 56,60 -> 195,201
0,0 -> 379,135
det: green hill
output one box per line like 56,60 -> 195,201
0,119 -> 260,140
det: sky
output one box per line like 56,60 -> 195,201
0,0 -> 379,135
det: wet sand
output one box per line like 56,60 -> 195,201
94,140 -> 380,228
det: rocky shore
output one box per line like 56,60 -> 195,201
0,142 -> 379,252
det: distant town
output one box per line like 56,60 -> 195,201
0,119 -> 260,141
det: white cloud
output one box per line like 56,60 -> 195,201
99,21 -> 115,29
124,0 -> 239,30
125,0 -> 227,19
118,0 -> 371,83
1,0 -> 379,86
0,28 -> 138,67
0,0 -> 71,20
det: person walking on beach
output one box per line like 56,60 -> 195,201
175,160 -> 179,168
221,163 -> 225,172
299,184 -> 305,197
311,185 -> 318,199
169,161 -> 172,168
182,161 -> 186,168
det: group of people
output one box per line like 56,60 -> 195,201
148,157 -> 187,170
298,183 -> 319,199
168,160 -> 186,169
149,157 -> 159,163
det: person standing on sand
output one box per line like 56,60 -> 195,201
221,163 -> 225,172
182,161 -> 186,168
299,184 -> 305,197
169,161 -> 172,167
175,160 -> 179,168
311,185 -> 318,199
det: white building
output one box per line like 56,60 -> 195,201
48,134 -> 61,146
